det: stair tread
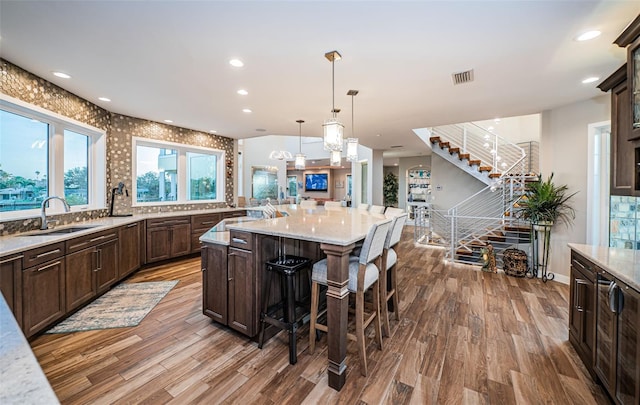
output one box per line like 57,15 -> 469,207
458,153 -> 470,160
439,141 -> 450,148
449,147 -> 460,154
468,159 -> 481,166
429,136 -> 441,144
488,173 -> 501,178
479,166 -> 492,172
504,225 -> 531,232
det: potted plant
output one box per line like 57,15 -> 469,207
515,173 -> 577,281
383,172 -> 399,207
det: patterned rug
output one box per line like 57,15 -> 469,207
47,281 -> 179,333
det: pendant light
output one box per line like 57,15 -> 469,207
330,150 -> 342,167
323,50 -> 344,152
294,119 -> 306,170
346,89 -> 359,162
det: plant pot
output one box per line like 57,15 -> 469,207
530,221 -> 554,282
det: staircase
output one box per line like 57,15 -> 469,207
414,122 -> 537,270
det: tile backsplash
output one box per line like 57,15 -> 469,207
610,195 -> 640,249
0,59 -> 235,236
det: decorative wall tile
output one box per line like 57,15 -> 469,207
0,59 -> 235,235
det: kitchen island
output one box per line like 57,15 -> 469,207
218,205 -> 391,391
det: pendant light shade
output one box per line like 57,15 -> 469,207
346,89 -> 359,162
294,119 -> 306,170
330,150 -> 342,167
269,150 -> 292,160
324,50 -> 344,152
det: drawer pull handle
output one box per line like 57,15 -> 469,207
232,238 -> 248,245
126,223 -> 139,228
90,235 -> 107,243
201,221 -> 216,225
0,255 -> 24,264
36,249 -> 61,258
37,261 -> 61,272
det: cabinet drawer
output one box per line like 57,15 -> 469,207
229,230 -> 253,251
146,216 -> 190,228
23,242 -> 65,268
66,228 -> 118,254
191,213 -> 222,231
571,251 -> 595,282
224,210 -> 246,218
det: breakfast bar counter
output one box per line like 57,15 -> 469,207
225,205 -> 390,391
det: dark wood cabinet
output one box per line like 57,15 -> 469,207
569,252 -> 597,377
146,217 -> 191,263
201,244 -> 228,324
595,268 -> 640,405
191,213 -> 222,254
227,247 -> 255,336
0,254 -> 22,328
118,221 -> 142,278
22,257 -> 66,338
65,230 -> 119,312
610,79 -> 635,196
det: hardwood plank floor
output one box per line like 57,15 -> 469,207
30,228 -> 612,404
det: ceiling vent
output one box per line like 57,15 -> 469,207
390,145 -> 403,149
452,69 -> 474,85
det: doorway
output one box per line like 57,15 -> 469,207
586,121 -> 610,247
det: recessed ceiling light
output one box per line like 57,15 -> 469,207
494,118 -> 501,123
53,71 -> 71,79
582,76 -> 600,84
164,119 -> 173,123
237,89 -> 248,95
229,59 -> 244,67
209,130 -> 217,133
242,108 -> 252,113
576,30 -> 601,41
394,163 -> 399,166
98,97 -> 111,102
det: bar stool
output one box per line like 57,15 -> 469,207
380,214 -> 407,337
309,220 -> 391,376
258,254 -> 312,365
369,205 -> 386,214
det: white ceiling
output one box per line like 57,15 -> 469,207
1,1 -> 638,162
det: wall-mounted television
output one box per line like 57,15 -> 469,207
305,173 -> 328,192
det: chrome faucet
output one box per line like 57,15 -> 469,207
40,196 -> 71,230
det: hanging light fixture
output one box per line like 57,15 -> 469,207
269,150 -> 292,160
294,119 -> 306,170
346,89 -> 359,162
323,50 -> 344,152
330,150 -> 342,167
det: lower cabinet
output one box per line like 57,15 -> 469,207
146,217 -> 191,263
569,252 -> 596,376
95,238 -> 118,294
0,254 -> 23,329
201,243 -> 256,337
23,258 -> 66,338
118,221 -> 142,278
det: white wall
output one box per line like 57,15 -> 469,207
540,94 -> 611,280
430,154 -> 485,210
474,113 -> 541,144
371,149 -> 384,205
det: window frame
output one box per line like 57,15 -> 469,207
131,137 -> 225,206
0,94 -> 106,220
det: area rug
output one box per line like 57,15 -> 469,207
47,280 -> 179,333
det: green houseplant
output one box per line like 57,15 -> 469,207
515,173 -> 577,282
383,172 -> 399,207
516,172 -> 577,226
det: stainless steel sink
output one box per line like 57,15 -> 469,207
20,225 -> 99,236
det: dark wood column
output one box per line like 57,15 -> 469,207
320,242 -> 354,391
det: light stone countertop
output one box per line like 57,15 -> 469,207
226,204 -> 390,246
199,216 -> 261,246
0,294 -> 59,404
0,207 -> 253,257
568,243 -> 640,291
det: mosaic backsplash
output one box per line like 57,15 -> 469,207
1,59 -> 235,235
610,195 -> 640,250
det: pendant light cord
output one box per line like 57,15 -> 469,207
332,60 -> 335,119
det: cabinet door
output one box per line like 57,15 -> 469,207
65,247 -> 96,312
119,222 -> 141,278
227,247 -> 255,336
170,224 -> 191,257
0,254 -> 22,328
201,244 -> 228,324
23,258 -> 66,337
96,239 -> 118,295
595,270 -> 617,395
569,267 -> 584,344
611,80 -> 634,195
146,227 -> 172,263
616,284 -> 640,405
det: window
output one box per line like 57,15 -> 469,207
287,175 -> 298,197
251,166 -> 278,200
346,174 -> 352,198
132,137 -> 224,205
0,98 -> 105,217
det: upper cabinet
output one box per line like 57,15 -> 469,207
629,36 -> 640,141
600,15 -> 640,196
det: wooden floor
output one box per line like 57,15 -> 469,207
31,228 -> 612,404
